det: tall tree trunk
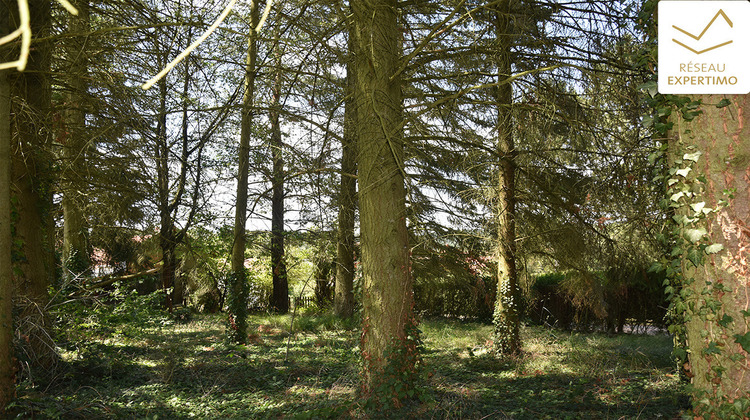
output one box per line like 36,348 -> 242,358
492,0 -> 521,356
351,0 -> 417,397
675,94 -> 750,416
269,36 -> 288,314
61,0 -> 90,282
229,0 -> 260,341
9,0 -> 56,371
334,43 -> 357,318
314,252 -> 332,307
155,51 -> 195,311
154,74 -> 175,311
0,4 -> 15,408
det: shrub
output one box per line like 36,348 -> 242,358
527,268 -> 667,332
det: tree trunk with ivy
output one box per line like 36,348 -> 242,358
672,94 -> 750,417
492,0 -> 521,356
0,4 -> 14,407
9,0 -> 57,373
351,0 -> 419,401
229,1 -> 260,342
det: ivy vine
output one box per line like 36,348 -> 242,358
636,1 -> 750,417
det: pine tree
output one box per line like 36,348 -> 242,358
672,94 -> 750,417
351,0 -> 419,399
9,0 -> 58,374
0,1 -> 15,408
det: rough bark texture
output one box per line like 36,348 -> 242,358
9,0 -> 57,371
314,254 -> 332,307
0,5 -> 15,408
269,39 -> 288,314
678,94 -> 750,414
334,46 -> 357,318
231,1 -> 260,317
61,0 -> 91,283
492,0 -> 521,356
351,0 -> 416,394
154,76 -> 176,311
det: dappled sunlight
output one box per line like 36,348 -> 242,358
16,312 -> 689,418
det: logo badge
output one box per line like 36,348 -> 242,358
658,1 -> 750,94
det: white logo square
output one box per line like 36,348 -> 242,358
658,0 -> 750,94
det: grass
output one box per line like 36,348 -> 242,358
12,302 -> 689,419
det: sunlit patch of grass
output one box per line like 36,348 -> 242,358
421,318 -> 494,350
421,321 -> 688,418
14,307 -> 690,419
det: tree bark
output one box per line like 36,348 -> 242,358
269,32 -> 288,314
351,0 -> 417,396
61,0 -> 91,282
676,94 -> 750,415
0,4 -> 15,408
314,253 -> 332,307
230,1 -> 260,332
334,41 -> 357,319
492,0 -> 521,356
9,0 -> 56,371
154,73 -> 175,311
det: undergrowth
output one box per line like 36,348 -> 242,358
10,298 -> 689,419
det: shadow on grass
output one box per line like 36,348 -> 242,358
13,314 -> 689,419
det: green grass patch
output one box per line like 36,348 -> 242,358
12,306 -> 688,419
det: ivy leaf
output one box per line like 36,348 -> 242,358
742,310 -> 750,318
672,346 -> 687,361
655,122 -> 672,133
686,248 -> 702,267
691,202 -> 705,214
657,107 -> 672,117
705,244 -> 724,254
638,81 -> 658,97
647,151 -> 662,165
685,228 -> 707,243
670,191 -> 685,202
642,115 -> 654,128
716,98 -> 731,108
703,341 -> 721,356
683,151 -> 702,162
733,332 -> 750,353
718,314 -> 733,328
675,168 -> 691,177
671,246 -> 683,257
648,261 -> 663,273
682,110 -> 701,121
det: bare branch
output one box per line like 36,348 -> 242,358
0,0 -> 77,71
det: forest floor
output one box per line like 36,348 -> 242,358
13,294 -> 689,419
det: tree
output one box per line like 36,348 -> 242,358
492,0 -> 521,356
670,94 -> 750,417
351,0 -> 419,398
334,31 -> 357,318
0,1 -> 15,408
50,0 -> 152,283
394,0 -> 647,337
229,0 -> 260,343
269,27 -> 289,314
59,0 -> 91,283
9,0 -> 57,373
119,0 -> 232,311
